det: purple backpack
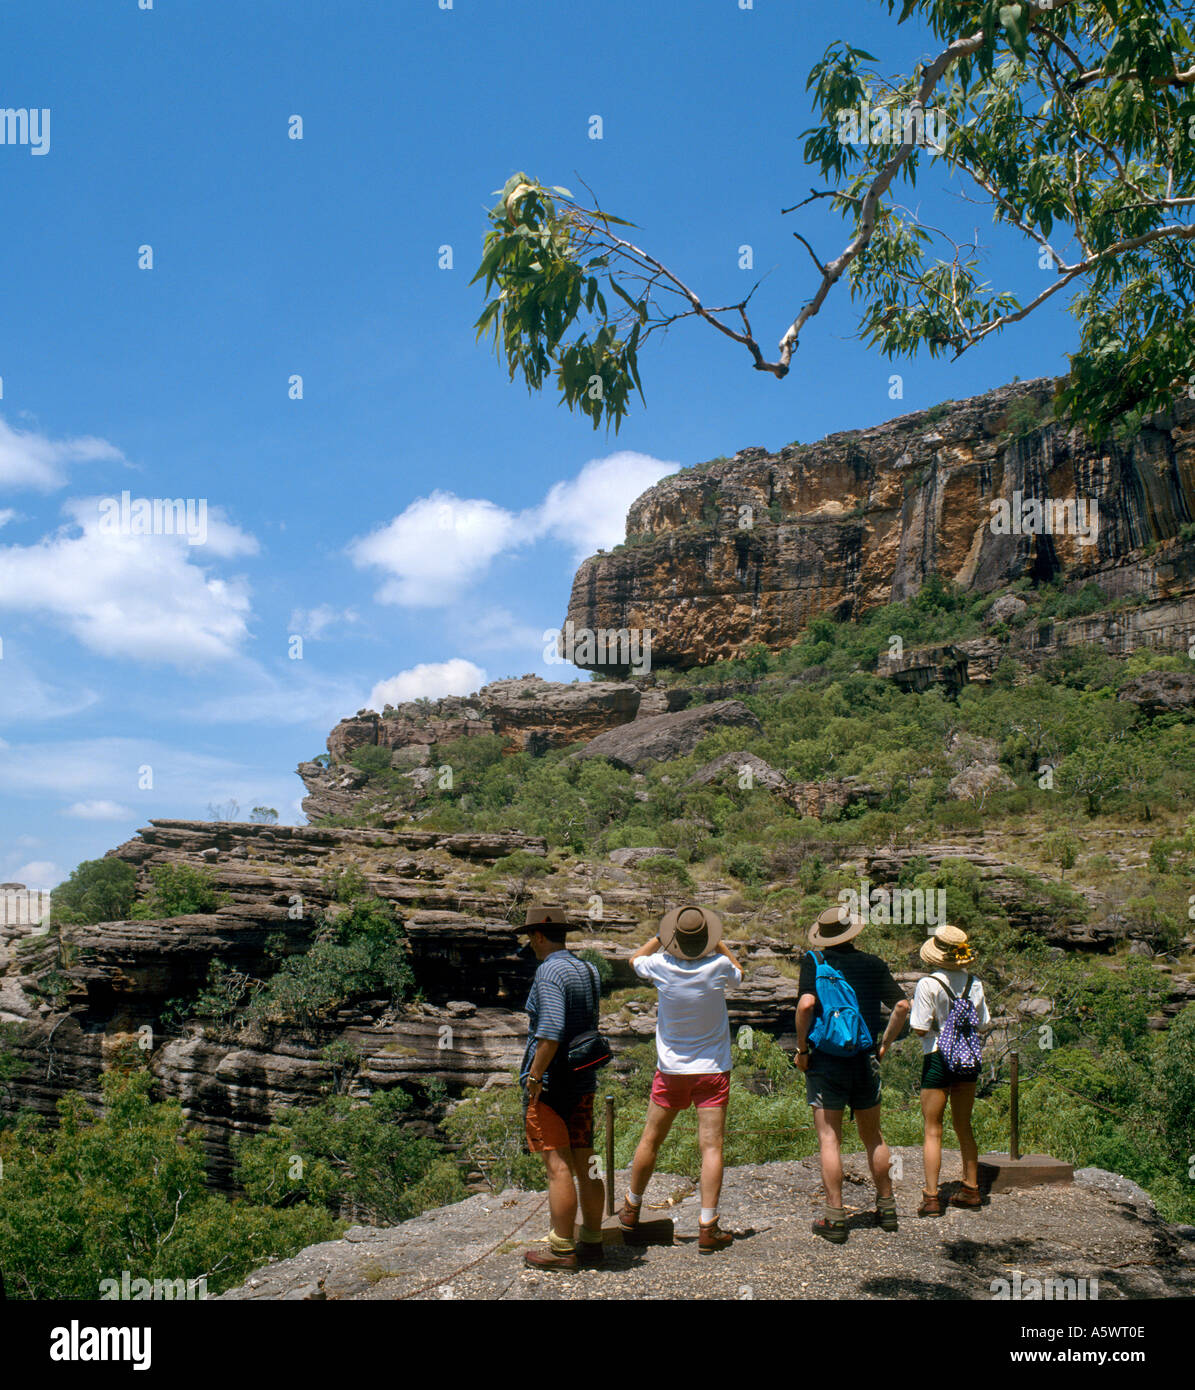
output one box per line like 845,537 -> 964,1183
934,973 -> 984,1070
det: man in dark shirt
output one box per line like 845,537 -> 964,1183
796,905 -> 910,1244
517,903 -> 606,1271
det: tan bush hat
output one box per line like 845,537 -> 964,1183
920,924 -> 977,968
521,903 -> 571,931
808,904 -> 866,948
658,904 -> 722,959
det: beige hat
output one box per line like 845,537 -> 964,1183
658,904 -> 722,959
520,903 -> 571,931
808,904 -> 867,949
920,924 -> 977,969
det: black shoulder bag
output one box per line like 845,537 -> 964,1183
564,958 -> 612,1077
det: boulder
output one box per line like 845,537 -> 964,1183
575,700 -> 762,771
608,847 -> 678,867
946,762 -> 1016,801
986,593 -> 1029,626
1118,669 -> 1195,716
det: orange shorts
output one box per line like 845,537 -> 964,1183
524,1090 -> 595,1152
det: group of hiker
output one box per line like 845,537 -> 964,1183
517,900 -> 990,1269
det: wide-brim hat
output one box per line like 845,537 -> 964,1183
807,904 -> 867,949
520,903 -> 572,933
658,904 -> 722,959
920,924 -> 977,969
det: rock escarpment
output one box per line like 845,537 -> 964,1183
565,379 -> 1195,671
220,1151 -> 1195,1301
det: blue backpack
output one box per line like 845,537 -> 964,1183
808,950 -> 874,1057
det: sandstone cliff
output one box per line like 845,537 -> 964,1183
565,379 -> 1195,671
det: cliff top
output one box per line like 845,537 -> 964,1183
222,1149 -> 1195,1302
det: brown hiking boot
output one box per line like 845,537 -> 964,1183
618,1197 -> 641,1232
698,1218 -> 733,1253
811,1215 -> 847,1244
523,1247 -> 577,1271
950,1183 -> 982,1209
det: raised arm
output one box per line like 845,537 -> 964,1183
715,939 -> 744,976
629,933 -> 662,965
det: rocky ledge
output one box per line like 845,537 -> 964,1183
220,1148 -> 1195,1300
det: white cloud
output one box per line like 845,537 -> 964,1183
463,606 -> 553,655
366,658 -> 486,712
0,508 -> 15,528
0,654 -> 99,722
0,736 -> 301,826
10,860 -> 60,889
182,659 -> 366,729
62,800 -> 132,821
349,452 -> 677,609
287,604 -> 360,639
0,498 -> 256,666
531,451 -> 676,559
349,492 -> 520,607
0,415 -> 123,492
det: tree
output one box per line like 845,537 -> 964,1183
1042,828 -> 1080,879
475,1 -> 1195,434
0,1069 -> 337,1299
49,858 -> 137,926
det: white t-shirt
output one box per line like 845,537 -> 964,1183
911,970 -> 990,1055
632,951 -> 742,1073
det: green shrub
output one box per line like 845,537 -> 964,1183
131,863 -> 229,919
250,896 -> 415,1029
235,1088 -> 465,1225
0,1069 -> 339,1299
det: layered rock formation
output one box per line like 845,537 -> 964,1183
565,379 -> 1195,671
302,675 -> 650,820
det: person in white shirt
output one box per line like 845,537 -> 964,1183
910,925 -> 991,1216
618,906 -> 743,1253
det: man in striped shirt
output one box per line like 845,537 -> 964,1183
518,903 -> 606,1271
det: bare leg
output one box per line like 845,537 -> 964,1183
569,1146 -> 607,1231
853,1104 -> 892,1200
948,1082 -> 979,1188
812,1107 -> 845,1208
921,1087 -> 948,1194
542,1147 -> 578,1239
696,1104 -> 727,1213
629,1101 -> 678,1201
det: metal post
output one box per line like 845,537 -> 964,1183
1010,1051 -> 1020,1162
604,1094 -> 615,1217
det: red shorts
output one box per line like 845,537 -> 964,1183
524,1091 -> 595,1152
650,1070 -> 730,1110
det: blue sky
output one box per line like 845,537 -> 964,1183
1,0 -> 1083,890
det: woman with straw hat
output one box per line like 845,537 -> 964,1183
910,925 -> 990,1217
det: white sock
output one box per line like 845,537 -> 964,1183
701,1208 -> 717,1224
626,1190 -> 642,1206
